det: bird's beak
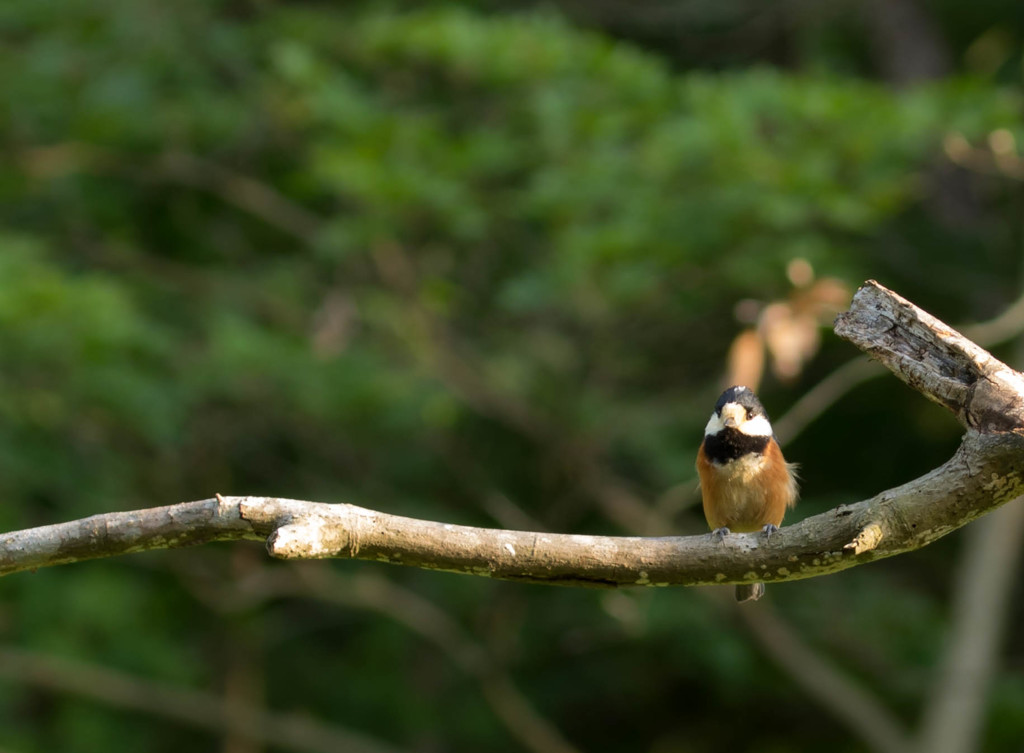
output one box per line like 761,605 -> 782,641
720,403 -> 743,428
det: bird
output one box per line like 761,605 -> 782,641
696,385 -> 798,602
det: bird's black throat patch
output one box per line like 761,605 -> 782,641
703,429 -> 770,464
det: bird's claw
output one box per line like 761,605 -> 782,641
761,523 -> 779,541
711,527 -> 731,542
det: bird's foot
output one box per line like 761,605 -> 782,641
711,527 -> 731,541
761,523 -> 779,541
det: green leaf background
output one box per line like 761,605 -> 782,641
1,1 -> 1023,751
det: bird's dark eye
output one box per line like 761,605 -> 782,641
745,408 -> 753,419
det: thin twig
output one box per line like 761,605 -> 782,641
285,565 -> 583,753
0,646 -> 406,753
772,357 -> 884,445
738,606 -> 913,753
19,144 -> 324,242
915,501 -> 1024,753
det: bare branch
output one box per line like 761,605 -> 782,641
834,280 -> 1024,431
1,281 -> 1023,592
912,298 -> 1024,753
19,144 -> 324,242
0,496 -> 260,575
738,606 -> 913,753
772,356 -> 884,444
843,522 -> 885,555
0,645 -> 406,753
916,495 -> 1024,753
0,437 -> 1020,588
774,279 -> 1024,445
281,565 -> 583,753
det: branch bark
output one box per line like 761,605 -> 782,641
2,281 -> 1023,589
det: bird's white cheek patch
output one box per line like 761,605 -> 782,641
704,412 -> 725,435
737,414 -> 773,437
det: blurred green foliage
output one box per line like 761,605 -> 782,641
1,1 -> 1024,752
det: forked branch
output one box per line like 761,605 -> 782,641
1,281 -> 1022,587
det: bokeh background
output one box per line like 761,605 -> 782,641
2,1 -> 1024,751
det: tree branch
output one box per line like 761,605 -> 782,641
0,645 -> 407,753
2,281 -> 1023,588
915,501 -> 1024,753
833,281 -> 1024,431
737,606 -> 913,753
281,565 -> 583,753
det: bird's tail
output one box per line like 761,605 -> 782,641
735,583 -> 765,602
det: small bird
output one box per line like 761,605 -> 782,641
696,385 -> 798,602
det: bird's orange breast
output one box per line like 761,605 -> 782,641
697,440 -> 797,532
